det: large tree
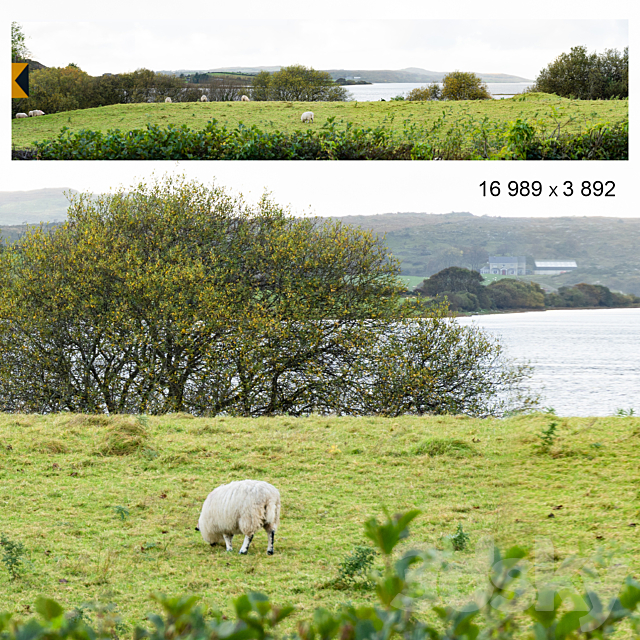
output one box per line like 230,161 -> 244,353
11,22 -> 30,62
441,71 -> 491,101
531,46 -> 628,99
0,177 -> 535,417
251,65 -> 349,102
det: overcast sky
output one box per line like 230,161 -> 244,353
19,20 -> 628,80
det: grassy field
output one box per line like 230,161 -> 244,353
11,94 -> 628,150
1,412 -> 639,632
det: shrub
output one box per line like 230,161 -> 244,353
443,523 -> 470,550
407,83 -> 442,101
0,533 -> 26,580
441,71 -> 491,100
250,64 -> 349,102
531,46 -> 628,100
336,546 -> 377,588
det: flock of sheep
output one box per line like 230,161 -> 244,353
15,110 -> 45,118
16,97 -> 315,124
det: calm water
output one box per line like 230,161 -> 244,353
345,82 -> 533,102
456,308 -> 640,416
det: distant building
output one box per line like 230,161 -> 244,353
484,256 -> 527,275
534,260 -> 578,275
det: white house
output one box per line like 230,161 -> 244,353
484,256 -> 527,275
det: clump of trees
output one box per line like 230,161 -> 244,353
251,65 -> 349,101
0,177 -> 534,417
415,267 -> 546,312
407,71 -> 491,101
546,283 -> 638,308
406,83 -> 442,101
529,46 -> 628,99
12,66 -> 202,117
416,267 -> 638,312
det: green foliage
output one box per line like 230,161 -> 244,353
406,83 -> 442,101
0,533 -> 26,580
7,510 -> 640,640
486,279 -> 545,310
16,102 -> 628,160
336,546 -> 377,588
28,119 -> 415,160
441,71 -> 491,101
12,67 -> 191,118
251,65 -> 349,102
11,22 -> 30,62
443,523 -> 470,551
547,282 -> 636,309
538,421 -> 559,451
615,408 -> 635,417
415,267 -> 492,311
0,176 -> 532,417
531,46 -> 628,99
112,505 -> 130,521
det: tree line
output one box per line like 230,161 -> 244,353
11,66 -> 252,117
416,267 -> 639,312
403,46 -> 628,102
0,177 -> 535,417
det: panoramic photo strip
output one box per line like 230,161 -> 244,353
11,19 -> 628,160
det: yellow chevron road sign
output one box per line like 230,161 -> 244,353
12,63 -> 29,98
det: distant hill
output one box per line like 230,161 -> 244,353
0,188 -> 75,225
157,66 -> 531,83
327,212 -> 640,296
4,191 -> 636,296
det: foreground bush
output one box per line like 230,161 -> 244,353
3,510 -> 640,640
17,116 -> 628,160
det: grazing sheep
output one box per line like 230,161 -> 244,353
241,95 -> 250,102
196,479 -> 280,555
301,111 -> 314,123
200,95 -> 209,102
165,97 -> 172,103
15,113 -> 28,118
33,110 -> 45,116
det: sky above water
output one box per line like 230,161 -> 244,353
17,20 -> 628,81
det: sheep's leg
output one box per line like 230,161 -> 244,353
223,534 -> 234,551
267,530 -> 275,555
239,534 -> 254,555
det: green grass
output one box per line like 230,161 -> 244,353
11,94 -> 628,150
1,413 -> 639,631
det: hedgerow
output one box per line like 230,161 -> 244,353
14,116 -> 628,160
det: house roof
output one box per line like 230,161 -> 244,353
535,260 -> 578,268
488,256 -> 525,263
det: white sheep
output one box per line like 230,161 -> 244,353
165,97 -> 172,103
241,95 -> 250,102
196,479 -> 280,555
301,111 -> 314,123
28,110 -> 45,117
200,95 -> 209,102
15,113 -> 28,118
